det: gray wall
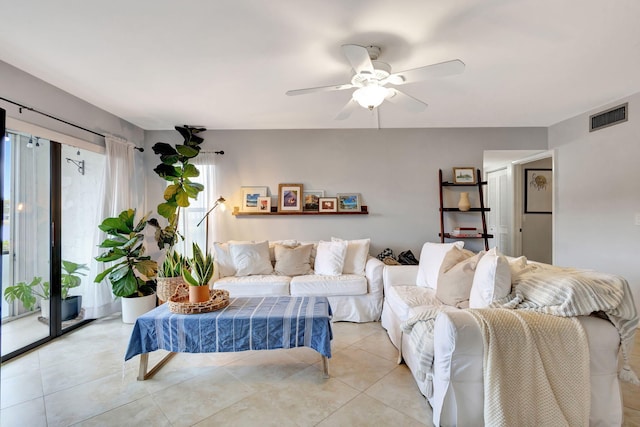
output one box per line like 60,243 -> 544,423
144,128 -> 547,258
0,60 -> 144,147
549,92 -> 640,315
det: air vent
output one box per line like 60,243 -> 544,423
589,103 -> 628,132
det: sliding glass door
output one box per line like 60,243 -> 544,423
1,130 -> 104,360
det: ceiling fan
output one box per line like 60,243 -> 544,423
286,44 -> 465,120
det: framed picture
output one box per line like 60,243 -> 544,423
337,193 -> 361,212
278,183 -> 303,212
525,169 -> 552,214
241,186 -> 268,212
453,167 -> 477,184
303,190 -> 325,211
319,197 -> 337,213
257,196 -> 271,213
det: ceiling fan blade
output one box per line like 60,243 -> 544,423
387,59 -> 465,85
385,89 -> 428,112
335,99 -> 360,120
286,83 -> 353,96
341,44 -> 374,75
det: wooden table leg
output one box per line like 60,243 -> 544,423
322,356 -> 329,379
137,352 -> 177,381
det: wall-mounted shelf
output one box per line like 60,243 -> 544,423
232,206 -> 369,216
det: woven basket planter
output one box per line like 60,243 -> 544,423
157,277 -> 184,304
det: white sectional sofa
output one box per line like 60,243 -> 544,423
381,242 -> 636,426
211,239 -> 384,322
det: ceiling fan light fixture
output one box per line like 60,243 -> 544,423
353,85 -> 388,110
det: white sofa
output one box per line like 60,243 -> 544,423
211,239 -> 384,322
381,242 -> 631,426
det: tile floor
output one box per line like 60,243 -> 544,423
0,316 -> 639,427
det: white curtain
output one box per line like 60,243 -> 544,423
176,153 -> 219,256
84,137 -> 142,318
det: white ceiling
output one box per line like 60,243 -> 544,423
1,0 -> 639,131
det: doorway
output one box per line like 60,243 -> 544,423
483,150 -> 553,263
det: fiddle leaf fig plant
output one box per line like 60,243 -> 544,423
148,125 -> 206,250
94,209 -> 158,298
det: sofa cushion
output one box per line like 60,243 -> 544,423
314,240 -> 348,276
416,242 -> 465,289
331,237 -> 370,275
213,242 -> 236,277
274,243 -> 313,276
229,240 -> 273,276
290,274 -> 367,297
213,275 -> 290,296
385,285 -> 442,322
269,240 -> 299,263
436,248 -> 485,308
469,248 -> 511,308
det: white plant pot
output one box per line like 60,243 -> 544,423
40,298 -> 50,319
121,293 -> 156,324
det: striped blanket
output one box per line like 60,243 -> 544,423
494,265 -> 639,384
401,265 -> 639,399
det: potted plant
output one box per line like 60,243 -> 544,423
182,243 -> 213,303
94,208 -> 158,323
148,125 -> 206,251
60,260 -> 88,320
156,250 -> 188,303
3,276 -> 50,317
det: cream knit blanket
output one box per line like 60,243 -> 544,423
467,308 -> 590,427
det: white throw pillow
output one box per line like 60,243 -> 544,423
229,240 -> 274,276
274,244 -> 313,276
213,242 -> 235,277
314,240 -> 348,276
331,237 -> 370,275
268,240 -> 298,263
469,248 -> 512,308
416,241 -> 465,289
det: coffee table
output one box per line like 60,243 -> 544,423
125,296 -> 332,380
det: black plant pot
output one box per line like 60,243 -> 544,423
61,295 -> 82,321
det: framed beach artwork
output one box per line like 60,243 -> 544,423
303,190 -> 325,211
525,169 -> 552,214
257,196 -> 271,213
452,167 -> 476,184
319,197 -> 337,213
241,186 -> 267,212
278,183 -> 303,212
337,193 -> 361,212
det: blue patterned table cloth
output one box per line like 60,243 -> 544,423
125,296 -> 332,361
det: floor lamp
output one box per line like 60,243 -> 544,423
196,196 -> 225,249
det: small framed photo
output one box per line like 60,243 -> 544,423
303,190 -> 325,211
241,186 -> 268,212
337,193 -> 361,212
278,183 -> 303,212
257,196 -> 271,213
453,167 -> 477,184
319,197 -> 337,213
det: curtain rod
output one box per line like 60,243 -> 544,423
0,97 -> 224,155
1,96 -> 106,138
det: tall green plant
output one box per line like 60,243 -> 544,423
182,243 -> 214,287
94,209 -> 158,297
148,125 -> 206,250
158,250 -> 187,278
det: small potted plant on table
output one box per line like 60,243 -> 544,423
182,243 -> 214,303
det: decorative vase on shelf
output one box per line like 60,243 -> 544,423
458,192 -> 471,211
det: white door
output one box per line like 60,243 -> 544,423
486,168 -> 511,254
